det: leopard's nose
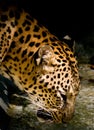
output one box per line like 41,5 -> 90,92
37,109 -> 53,122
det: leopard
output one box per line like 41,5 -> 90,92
0,4 -> 80,123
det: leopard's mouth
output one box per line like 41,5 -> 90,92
37,109 -> 53,122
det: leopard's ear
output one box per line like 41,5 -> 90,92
63,35 -> 75,53
35,45 -> 57,73
35,45 -> 54,66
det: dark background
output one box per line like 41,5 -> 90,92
0,0 -> 93,41
24,0 -> 94,41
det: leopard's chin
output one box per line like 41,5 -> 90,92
37,109 -> 53,123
